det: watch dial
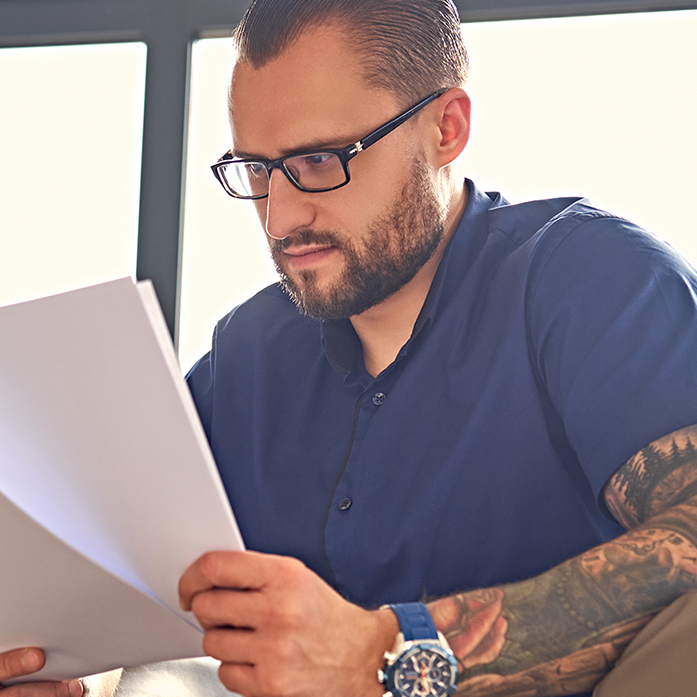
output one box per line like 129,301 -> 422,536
394,650 -> 455,697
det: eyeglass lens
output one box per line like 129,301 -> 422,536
220,152 -> 347,197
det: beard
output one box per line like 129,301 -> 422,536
269,158 -> 447,321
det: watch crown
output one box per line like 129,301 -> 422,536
377,669 -> 385,683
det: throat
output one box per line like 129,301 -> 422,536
351,298 -> 422,378
362,341 -> 406,378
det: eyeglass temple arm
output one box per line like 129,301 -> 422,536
354,90 -> 446,153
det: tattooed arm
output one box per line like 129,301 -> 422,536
428,423 -> 697,697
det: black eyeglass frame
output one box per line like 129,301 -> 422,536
211,89 -> 447,199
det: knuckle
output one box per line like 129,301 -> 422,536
258,667 -> 294,697
201,633 -> 215,658
217,664 -> 250,696
198,552 -> 222,581
268,634 -> 295,664
262,595 -> 303,632
277,557 -> 306,585
272,559 -> 310,605
216,663 -> 236,691
279,600 -> 304,630
189,591 -> 209,617
201,630 -> 223,659
0,650 -> 18,679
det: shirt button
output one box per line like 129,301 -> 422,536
372,392 -> 386,406
338,498 -> 352,511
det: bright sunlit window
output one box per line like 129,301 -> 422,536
0,42 -> 146,307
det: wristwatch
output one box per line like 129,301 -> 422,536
378,602 -> 458,697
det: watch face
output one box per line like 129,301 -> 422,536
394,647 -> 456,697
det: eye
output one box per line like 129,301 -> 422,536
246,162 -> 267,176
298,153 -> 335,169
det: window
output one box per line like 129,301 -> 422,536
0,42 -> 147,307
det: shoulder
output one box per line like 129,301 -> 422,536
514,201 -> 697,314
467,192 -> 696,314
216,282 -> 296,331
186,282 -> 322,430
520,199 -> 697,354
210,282 -> 321,346
193,281 -> 323,373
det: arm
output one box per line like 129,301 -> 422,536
179,424 -> 697,697
428,423 -> 697,696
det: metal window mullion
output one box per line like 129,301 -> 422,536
135,27 -> 192,343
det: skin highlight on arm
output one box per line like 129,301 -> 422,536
428,424 -> 697,696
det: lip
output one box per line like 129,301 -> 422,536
282,245 -> 339,270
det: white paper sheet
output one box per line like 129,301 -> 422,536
0,278 -> 244,681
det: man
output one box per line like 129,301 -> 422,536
3,1 -> 697,696
179,1 -> 697,695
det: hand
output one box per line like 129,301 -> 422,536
0,648 -> 82,697
179,550 -> 398,697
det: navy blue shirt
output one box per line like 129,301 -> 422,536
187,181 -> 697,690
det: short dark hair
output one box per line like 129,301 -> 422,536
233,0 -> 469,106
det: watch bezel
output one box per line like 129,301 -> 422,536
382,638 -> 457,697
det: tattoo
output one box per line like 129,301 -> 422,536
429,589 -> 508,672
604,424 -> 697,528
428,424 -> 697,696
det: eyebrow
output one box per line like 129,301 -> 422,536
231,134 -> 360,160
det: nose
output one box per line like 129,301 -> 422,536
263,168 -> 316,240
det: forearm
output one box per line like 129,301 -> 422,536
428,499 -> 697,696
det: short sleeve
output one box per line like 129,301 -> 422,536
528,211 -> 697,499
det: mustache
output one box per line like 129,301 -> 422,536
271,229 -> 344,252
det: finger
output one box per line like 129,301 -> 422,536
179,550 -> 276,611
217,661 -> 299,697
0,649 -> 45,682
202,627 -> 259,664
1,679 -> 83,697
216,662 -> 260,697
189,588 -> 267,630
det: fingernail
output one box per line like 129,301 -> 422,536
20,648 -> 41,672
69,678 -> 84,697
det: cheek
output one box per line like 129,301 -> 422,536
345,145 -> 413,217
253,199 -> 269,228
326,176 -> 389,233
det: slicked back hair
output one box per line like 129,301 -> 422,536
233,0 -> 469,107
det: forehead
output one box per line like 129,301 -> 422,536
229,25 -> 400,157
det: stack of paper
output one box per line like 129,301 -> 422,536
0,278 -> 244,681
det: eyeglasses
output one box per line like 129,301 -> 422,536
211,89 -> 446,200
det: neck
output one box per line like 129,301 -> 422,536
350,185 -> 467,377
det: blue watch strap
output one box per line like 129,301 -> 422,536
387,602 -> 438,641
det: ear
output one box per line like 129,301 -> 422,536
428,88 -> 471,168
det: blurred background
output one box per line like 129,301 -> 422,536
1,8 -> 696,372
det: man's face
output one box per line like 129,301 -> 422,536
229,26 -> 446,320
